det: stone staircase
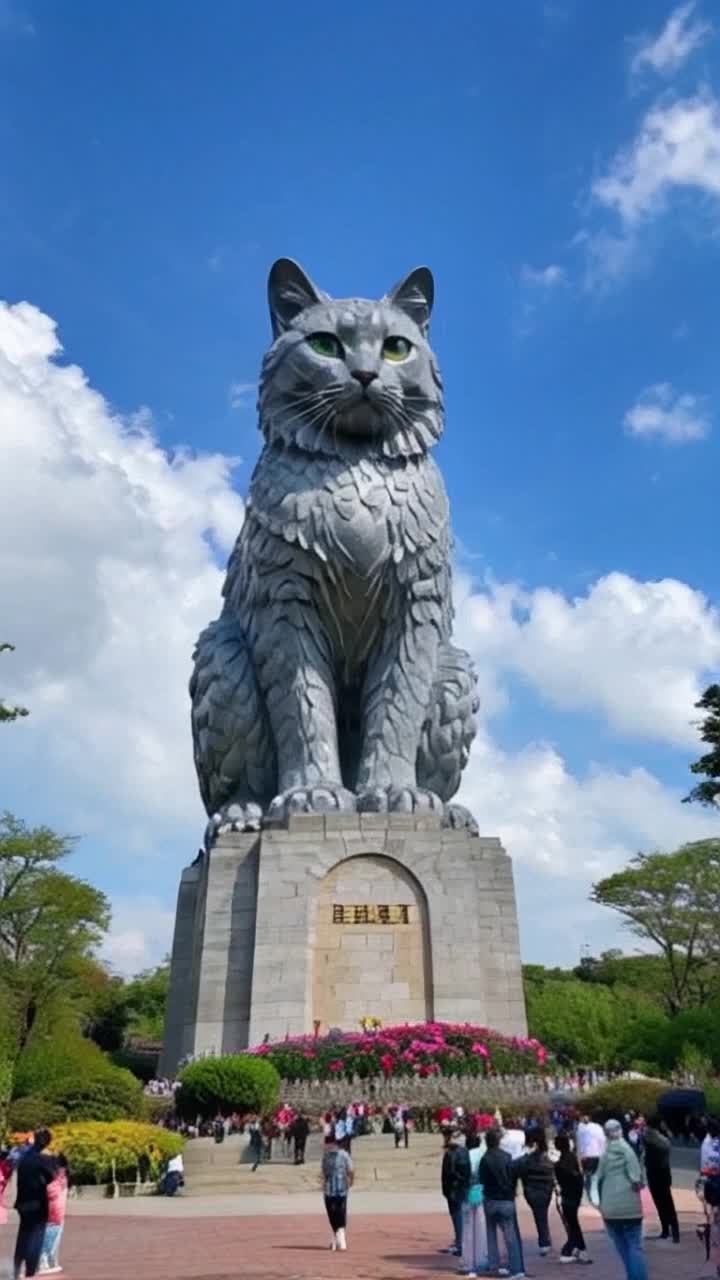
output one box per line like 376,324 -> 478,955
183,1132 -> 443,1196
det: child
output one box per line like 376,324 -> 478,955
554,1134 -> 592,1265
39,1154 -> 69,1275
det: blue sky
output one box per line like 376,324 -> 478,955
1,0 -> 719,975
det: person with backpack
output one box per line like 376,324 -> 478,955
459,1133 -> 487,1279
643,1114 -> 679,1243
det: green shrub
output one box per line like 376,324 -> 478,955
177,1054 -> 280,1119
13,1032 -> 144,1122
582,1078 -> 668,1118
50,1072 -> 143,1122
49,1120 -> 183,1185
14,1033 -> 116,1098
8,1095 -> 68,1131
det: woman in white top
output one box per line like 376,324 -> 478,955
499,1115 -> 526,1161
461,1133 -> 487,1279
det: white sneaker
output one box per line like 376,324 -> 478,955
336,1227 -> 347,1251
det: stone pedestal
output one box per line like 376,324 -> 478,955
160,815 -> 527,1075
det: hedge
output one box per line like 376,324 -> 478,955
177,1055 -> 280,1119
48,1121 -> 183,1185
581,1078 -> 667,1119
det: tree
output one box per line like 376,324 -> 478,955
524,970 -> 637,1067
0,643 -> 28,723
686,684 -> 720,808
591,841 -> 720,1015
0,813 -> 110,1119
123,960 -> 170,1040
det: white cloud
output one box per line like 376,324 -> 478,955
228,380 -> 256,410
631,3 -> 711,78
456,729 -> 719,963
624,382 -> 710,442
520,264 -> 567,287
455,570 -> 720,748
0,300 -> 243,838
101,896 -> 176,976
1,297 -> 717,971
593,91 -> 720,224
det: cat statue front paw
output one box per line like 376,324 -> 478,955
356,785 -> 443,816
267,783 -> 356,821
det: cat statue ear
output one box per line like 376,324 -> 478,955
385,267 -> 434,337
268,258 -> 329,338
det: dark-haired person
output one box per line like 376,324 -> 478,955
644,1114 -> 679,1243
554,1133 -> 592,1265
513,1126 -> 554,1257
13,1129 -> 55,1279
479,1127 -> 526,1280
440,1132 -> 468,1258
576,1111 -> 605,1200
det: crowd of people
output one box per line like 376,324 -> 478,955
0,1129 -> 68,1278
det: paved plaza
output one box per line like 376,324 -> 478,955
1,1190 -> 712,1280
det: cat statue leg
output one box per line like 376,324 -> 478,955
190,616 -> 276,846
355,604 -> 445,816
416,642 -> 479,834
249,586 -> 356,821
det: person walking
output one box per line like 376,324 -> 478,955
247,1117 -> 263,1172
596,1119 -> 647,1280
440,1132 -> 467,1259
291,1112 -> 310,1165
643,1114 -> 678,1243
576,1111 -> 605,1200
13,1129 -> 56,1280
460,1133 -> 487,1279
554,1134 -> 592,1265
478,1127 -> 527,1280
320,1134 -> 353,1251
513,1126 -> 554,1257
39,1154 -> 69,1275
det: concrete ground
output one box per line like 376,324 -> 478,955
2,1196 -> 712,1279
1,1135 -> 711,1278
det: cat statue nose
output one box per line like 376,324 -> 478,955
352,370 -> 378,388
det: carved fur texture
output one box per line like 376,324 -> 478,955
190,260 -> 478,841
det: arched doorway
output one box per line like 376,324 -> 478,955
311,854 -> 433,1032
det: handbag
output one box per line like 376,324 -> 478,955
468,1182 -> 484,1207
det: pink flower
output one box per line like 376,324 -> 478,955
328,1060 -> 343,1073
471,1043 -> 489,1057
380,1053 -> 395,1075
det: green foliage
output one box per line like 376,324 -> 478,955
0,644 -> 28,724
592,841 -> 720,1014
141,1093 -> 175,1124
123,961 -> 169,1040
582,1077 -> 667,1119
178,1054 -> 280,1118
686,684 -> 720,808
48,1120 -> 183,1185
524,972 -> 637,1067
13,1029 -> 143,1121
0,813 -> 111,1077
8,1095 -> 68,1131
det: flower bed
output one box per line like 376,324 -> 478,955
250,1022 -> 546,1081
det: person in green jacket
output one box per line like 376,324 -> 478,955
597,1119 -> 647,1280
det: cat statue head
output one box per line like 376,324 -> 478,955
258,258 -> 444,461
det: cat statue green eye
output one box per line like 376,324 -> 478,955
190,258 -> 479,844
